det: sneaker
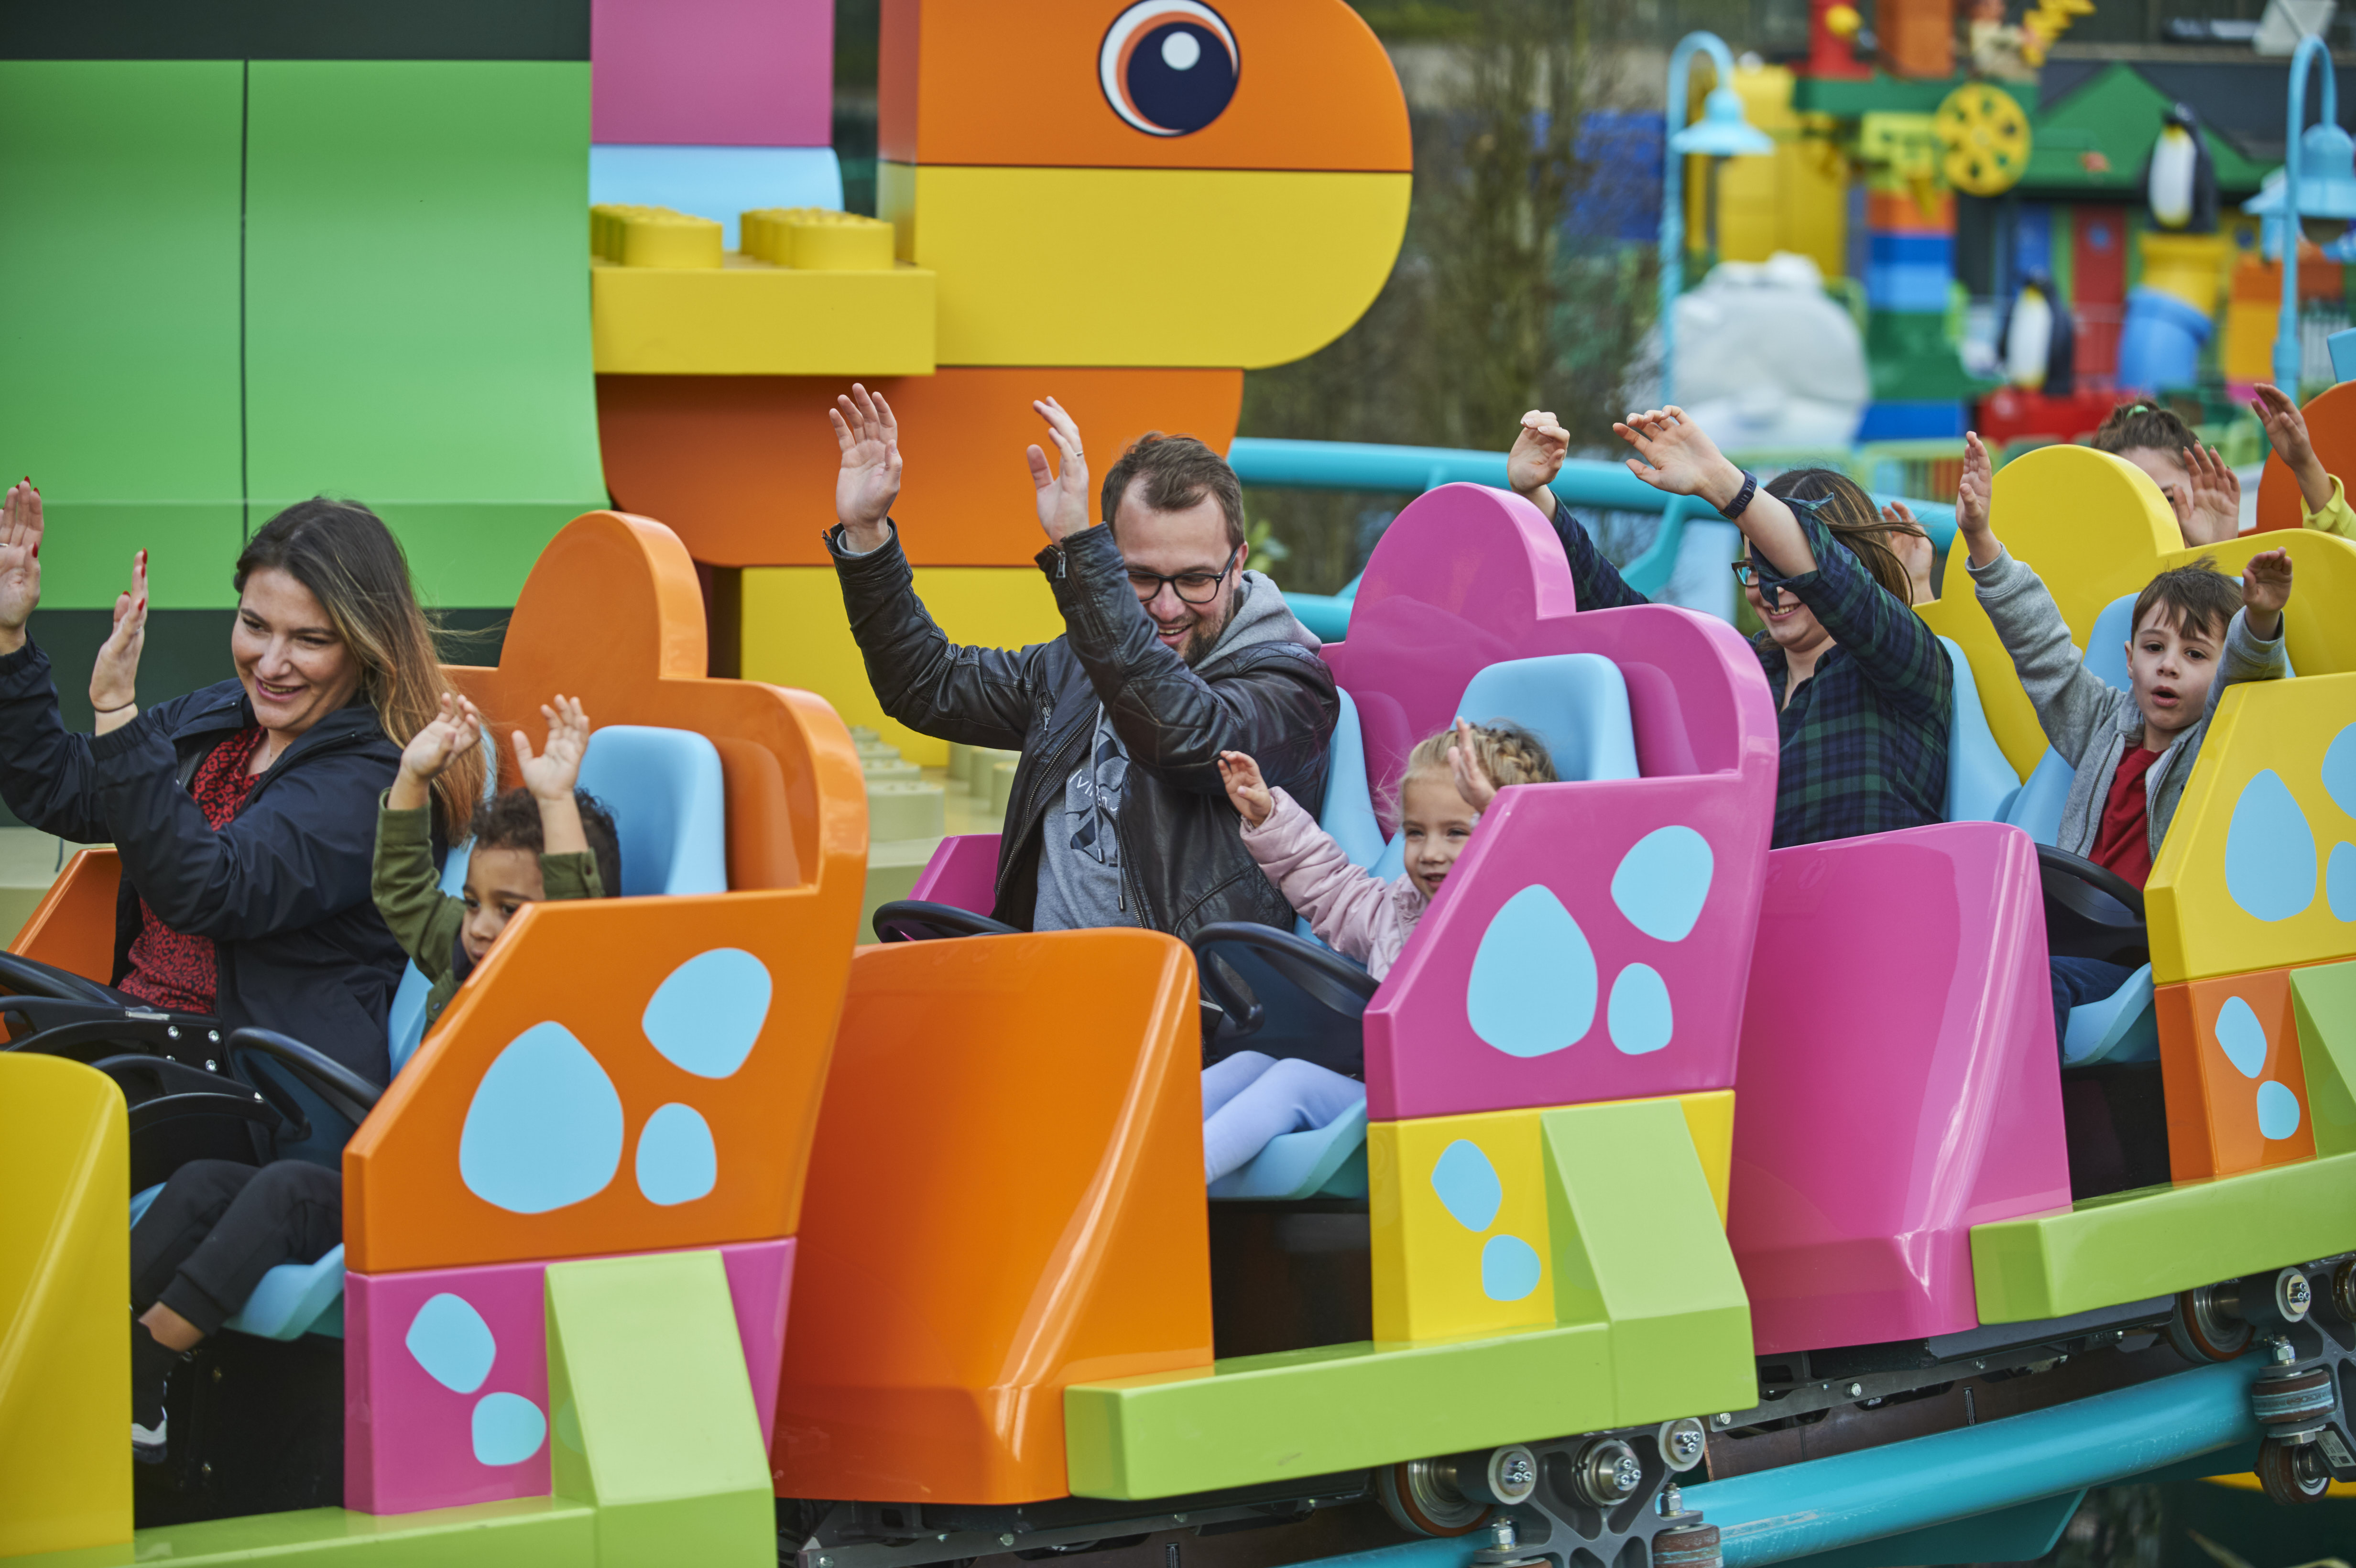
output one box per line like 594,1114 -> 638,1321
132,1408 -> 168,1465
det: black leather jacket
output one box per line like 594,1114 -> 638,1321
831,522 -> 1338,937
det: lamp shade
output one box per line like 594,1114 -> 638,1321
1669,87 -> 1775,157
2245,121 -> 2356,222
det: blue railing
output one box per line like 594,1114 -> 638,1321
1228,436 -> 1955,640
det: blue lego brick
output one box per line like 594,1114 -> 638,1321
1857,401 -> 1967,440
1868,232 -> 1954,268
1867,261 -> 1955,313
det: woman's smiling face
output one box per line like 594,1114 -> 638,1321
232,567 -> 363,740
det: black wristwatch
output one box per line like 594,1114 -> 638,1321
1717,470 -> 1759,522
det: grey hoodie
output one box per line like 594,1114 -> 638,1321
1969,546 -> 2286,863
1034,571 -> 1320,929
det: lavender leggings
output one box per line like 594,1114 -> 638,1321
1201,1050 -> 1365,1183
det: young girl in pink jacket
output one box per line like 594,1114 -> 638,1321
1200,719 -> 1557,1183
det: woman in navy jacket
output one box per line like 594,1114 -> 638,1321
0,485 -> 483,1091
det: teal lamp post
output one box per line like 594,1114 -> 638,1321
2243,32 -> 2356,389
1660,32 -> 1775,406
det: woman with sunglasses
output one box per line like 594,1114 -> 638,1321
1508,408 -> 1951,849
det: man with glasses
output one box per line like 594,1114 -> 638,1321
826,384 -> 1336,936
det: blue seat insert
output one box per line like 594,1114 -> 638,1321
1940,636 -> 2021,824
1207,1100 -> 1369,1201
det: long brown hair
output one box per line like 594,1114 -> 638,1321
235,499 -> 485,836
1763,468 -> 1925,605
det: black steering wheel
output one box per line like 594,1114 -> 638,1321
871,900 -> 1023,943
1190,922 -> 1380,1077
2037,844 -> 2148,964
0,949 -> 130,1007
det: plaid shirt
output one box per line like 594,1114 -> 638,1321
1547,499 -> 1952,848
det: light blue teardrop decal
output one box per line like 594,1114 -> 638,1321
2214,995 -> 2268,1079
2257,1080 -> 2303,1142
642,948 -> 772,1079
1481,1235 -> 1544,1302
1430,1140 -> 1503,1233
2225,771 -> 2317,923
634,1102 -> 718,1206
459,1023 -> 624,1214
406,1293 -> 495,1395
1607,964 -> 1674,1055
2330,843 -> 2356,922
1466,885 -> 1594,1057
1609,826 -> 1715,942
2323,723 -> 2356,818
471,1392 -> 547,1466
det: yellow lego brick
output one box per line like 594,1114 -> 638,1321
1696,66 -> 1847,277
883,163 -> 1410,370
2147,670 -> 2356,985
739,207 -> 895,272
0,1056 -> 130,1555
616,208 -> 723,270
1677,1089 -> 1735,1226
1370,1108 -> 1555,1343
1366,1090 -> 1739,1343
2138,232 -> 2229,316
740,566 -> 1063,767
589,257 -> 935,375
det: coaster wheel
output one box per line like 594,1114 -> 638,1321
1376,1459 -> 1492,1537
2167,1285 -> 2252,1363
1935,83 -> 2032,196
2258,1437 -> 2334,1505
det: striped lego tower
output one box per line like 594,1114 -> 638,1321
1859,179 -> 1977,438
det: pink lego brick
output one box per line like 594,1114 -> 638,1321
1727,824 -> 2070,1354
592,0 -> 833,147
346,1237 -> 795,1514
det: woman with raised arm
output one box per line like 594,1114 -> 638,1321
1506,408 -> 1952,847
0,481 -> 482,1088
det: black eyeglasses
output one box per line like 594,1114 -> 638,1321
1128,557 -> 1237,605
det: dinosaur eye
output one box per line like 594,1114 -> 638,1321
1099,1 -> 1239,137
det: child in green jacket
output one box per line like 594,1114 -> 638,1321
374,693 -> 620,1028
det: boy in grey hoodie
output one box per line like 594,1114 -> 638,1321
1954,432 -> 2295,1052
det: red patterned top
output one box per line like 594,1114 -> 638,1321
120,726 -> 267,1014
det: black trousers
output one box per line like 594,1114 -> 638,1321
131,1159 -> 342,1337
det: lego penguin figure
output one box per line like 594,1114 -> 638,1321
1999,270 -> 2075,395
2145,102 -> 2218,232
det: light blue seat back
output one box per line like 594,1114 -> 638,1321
2083,592 -> 2137,690
1939,637 -> 2021,824
576,725 -> 730,897
387,845 -> 472,1077
1299,689 -> 1386,945
1365,653 -> 1639,882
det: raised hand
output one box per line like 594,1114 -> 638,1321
2243,547 -> 2292,638
514,694 -> 591,801
1956,431 -> 1998,566
2183,442 -> 2242,545
1217,750 -> 1273,828
1026,396 -> 1092,544
1878,500 -> 1936,603
829,383 -> 903,551
1508,410 -> 1571,518
391,693 -> 484,809
1449,718 -> 1501,812
1613,406 -> 1742,506
90,549 -> 149,727
0,479 -> 44,652
2252,383 -> 2336,514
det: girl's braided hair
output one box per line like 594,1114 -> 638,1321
1385,719 -> 1558,817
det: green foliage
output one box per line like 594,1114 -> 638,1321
1241,0 -> 1656,592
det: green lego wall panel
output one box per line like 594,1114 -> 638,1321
243,60 -> 606,607
0,61 -> 245,610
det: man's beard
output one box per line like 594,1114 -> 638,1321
1178,597 -> 1240,667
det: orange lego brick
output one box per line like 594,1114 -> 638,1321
595,367 -> 1244,569
1865,189 -> 1954,233
773,931 -> 1210,1504
2157,967 -> 2323,1181
878,0 -> 1409,174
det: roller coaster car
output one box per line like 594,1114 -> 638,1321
0,510 -> 870,1557
807,462 -> 2356,1556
